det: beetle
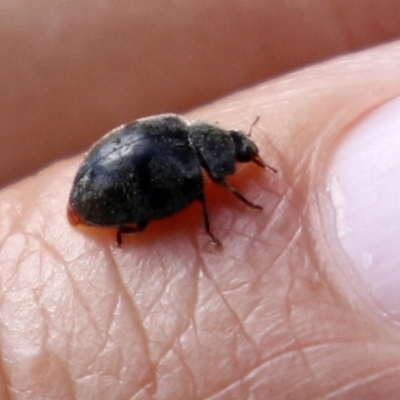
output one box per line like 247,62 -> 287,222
68,114 -> 277,246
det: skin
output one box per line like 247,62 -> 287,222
1,1 -> 400,399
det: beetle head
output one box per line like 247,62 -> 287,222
229,130 -> 263,166
229,130 -> 278,173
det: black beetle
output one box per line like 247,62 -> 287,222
68,114 -> 277,246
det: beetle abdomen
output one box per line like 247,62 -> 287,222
69,124 -> 203,226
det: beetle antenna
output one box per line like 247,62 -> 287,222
247,116 -> 260,137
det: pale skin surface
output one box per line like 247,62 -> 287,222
1,1 -> 400,399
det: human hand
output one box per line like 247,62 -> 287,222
1,1 -> 400,399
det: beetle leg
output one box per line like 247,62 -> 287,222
215,179 -> 263,210
117,221 -> 148,247
198,194 -> 221,246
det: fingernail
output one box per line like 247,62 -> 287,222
328,96 -> 400,320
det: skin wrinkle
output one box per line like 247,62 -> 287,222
267,169 -> 298,209
218,272 -> 255,297
128,246 -> 200,366
45,353 -> 77,399
225,286 -> 262,348
0,242 -> 25,293
226,212 -> 263,246
265,225 -> 304,285
253,205 -> 297,245
147,264 -> 201,386
58,254 -> 105,343
121,264 -> 167,327
0,350 -> 11,400
104,246 -> 157,391
164,341 -> 199,398
195,251 -> 221,285
316,354 -> 400,399
278,309 -> 319,391
302,226 -> 344,312
142,279 -> 169,324
282,242 -> 298,324
125,380 -> 152,400
100,291 -> 122,351
287,318 -> 320,390
180,306 -> 220,393
28,235 -> 108,345
30,286 -> 50,361
233,288 -> 284,345
145,294 -> 197,366
203,339 -> 373,400
217,181 -> 284,254
130,383 -> 154,400
57,377 -> 75,400
183,318 -> 202,397
167,279 -> 261,398
143,316 -> 185,369
203,347 -> 305,400
316,362 -> 400,400
205,275 -> 260,355
90,295 -> 121,371
44,304 -> 83,395
0,239 -> 55,395
205,379 -> 246,400
303,328 -> 381,365
74,276 -> 140,397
